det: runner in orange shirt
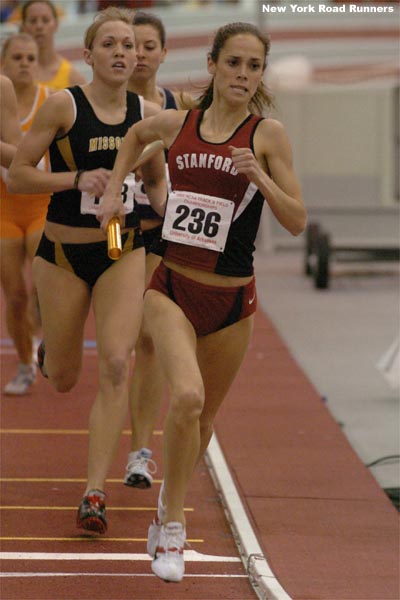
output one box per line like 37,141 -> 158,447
0,74 -> 21,168
1,33 -> 52,395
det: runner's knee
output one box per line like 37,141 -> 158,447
99,354 -> 130,389
135,330 -> 155,356
170,387 -> 204,428
50,369 -> 79,393
5,285 -> 29,315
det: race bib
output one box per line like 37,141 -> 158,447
162,190 -> 235,252
134,178 -> 150,206
80,173 -> 135,215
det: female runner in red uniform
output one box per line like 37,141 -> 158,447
98,21 -> 306,582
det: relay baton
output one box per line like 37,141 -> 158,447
106,140 -> 165,260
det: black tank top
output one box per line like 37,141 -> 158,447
163,87 -> 178,110
47,86 -> 143,228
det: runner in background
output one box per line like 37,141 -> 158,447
20,0 -> 86,89
0,74 -> 21,167
98,21 -> 306,582
1,33 -> 52,395
124,10 -> 194,492
97,1 -> 154,9
8,7 -> 167,534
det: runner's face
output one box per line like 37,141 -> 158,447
2,40 -> 39,86
132,24 -> 166,83
86,21 -> 137,83
209,34 -> 265,106
22,2 -> 58,49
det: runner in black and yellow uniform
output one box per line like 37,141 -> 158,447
8,7 -> 167,535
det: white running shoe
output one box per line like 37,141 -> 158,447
147,516 -> 162,558
151,521 -> 186,583
147,480 -> 166,557
3,363 -> 36,396
124,448 -> 157,489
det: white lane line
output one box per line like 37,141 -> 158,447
206,434 -> 293,600
0,348 -> 97,356
0,551 -> 240,563
1,573 -> 247,578
0,338 -> 97,356
0,338 -> 97,348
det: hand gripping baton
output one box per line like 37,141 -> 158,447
107,140 -> 165,260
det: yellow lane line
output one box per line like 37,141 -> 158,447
0,478 -> 163,483
0,537 -> 203,543
0,506 -> 193,512
0,429 -> 163,435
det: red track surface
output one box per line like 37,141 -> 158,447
214,312 -> 399,599
1,303 -> 398,599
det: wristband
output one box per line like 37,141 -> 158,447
73,169 -> 85,190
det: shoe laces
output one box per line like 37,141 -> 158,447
144,456 -> 157,474
85,490 -> 105,510
18,362 -> 35,376
7,363 -> 35,385
162,524 -> 186,554
128,454 -> 157,475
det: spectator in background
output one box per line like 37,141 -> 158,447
20,0 -> 86,89
1,34 -> 52,395
97,1 -> 154,10
1,1 -> 20,23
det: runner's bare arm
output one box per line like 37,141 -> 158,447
143,99 -> 162,118
97,111 -> 184,231
0,75 -> 21,168
140,150 -> 168,218
230,119 -> 306,236
8,91 -> 110,197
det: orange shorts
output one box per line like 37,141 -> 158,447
0,179 -> 49,239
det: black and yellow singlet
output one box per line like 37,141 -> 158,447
47,85 -> 143,229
